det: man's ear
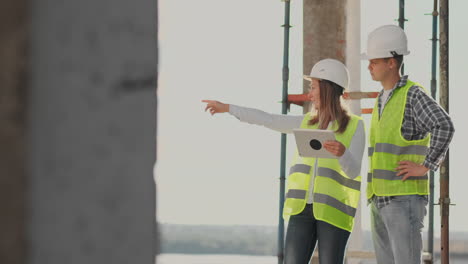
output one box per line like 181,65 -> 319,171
388,57 -> 397,70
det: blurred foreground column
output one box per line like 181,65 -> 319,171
28,1 -> 158,264
0,0 -> 28,263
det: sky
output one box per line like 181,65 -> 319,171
156,0 -> 468,233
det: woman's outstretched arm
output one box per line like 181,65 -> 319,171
202,100 -> 303,134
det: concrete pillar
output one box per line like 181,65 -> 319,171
28,1 -> 158,264
345,1 -> 364,258
303,0 -> 347,112
303,1 -> 364,262
345,0 -> 362,116
0,1 -> 28,263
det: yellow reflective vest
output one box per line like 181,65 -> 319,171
367,80 -> 430,199
283,113 -> 362,232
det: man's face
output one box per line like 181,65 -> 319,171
367,58 -> 391,82
307,79 -> 320,109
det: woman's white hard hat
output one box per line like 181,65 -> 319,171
303,58 -> 349,91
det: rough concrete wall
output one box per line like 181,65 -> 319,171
303,0 -> 347,112
303,1 -> 364,260
28,1 -> 158,264
0,0 -> 28,263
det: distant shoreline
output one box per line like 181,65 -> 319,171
159,224 -> 468,256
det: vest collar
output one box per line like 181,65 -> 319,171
378,75 -> 409,97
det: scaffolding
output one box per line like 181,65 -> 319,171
277,0 -> 452,263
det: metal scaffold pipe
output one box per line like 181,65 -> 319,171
439,0 -> 450,263
398,0 -> 406,74
278,0 -> 291,263
428,0 -> 439,262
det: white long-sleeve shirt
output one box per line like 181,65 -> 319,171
229,104 -> 365,204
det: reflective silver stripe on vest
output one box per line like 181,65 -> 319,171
289,164 -> 311,175
367,172 -> 372,182
317,167 -> 360,191
368,147 -> 374,157
373,169 -> 428,181
313,193 -> 356,217
286,189 -> 307,199
375,143 -> 428,156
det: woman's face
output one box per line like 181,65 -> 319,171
307,79 -> 320,109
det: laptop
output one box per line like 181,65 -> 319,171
292,129 -> 337,159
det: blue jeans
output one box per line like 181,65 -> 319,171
371,195 -> 428,264
284,204 -> 350,264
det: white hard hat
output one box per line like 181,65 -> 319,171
303,58 -> 349,90
361,24 -> 410,60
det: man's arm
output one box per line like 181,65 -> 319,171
412,87 -> 455,171
396,86 -> 454,180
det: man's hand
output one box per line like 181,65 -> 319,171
395,161 -> 429,181
323,140 -> 346,157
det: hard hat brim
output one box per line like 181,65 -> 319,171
360,51 -> 410,60
360,52 -> 371,60
303,75 -> 317,81
360,52 -> 386,60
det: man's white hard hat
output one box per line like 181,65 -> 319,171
361,24 -> 410,60
303,58 -> 349,91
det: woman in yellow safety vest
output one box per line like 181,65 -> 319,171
202,58 -> 365,264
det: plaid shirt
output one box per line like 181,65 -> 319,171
371,75 -> 455,208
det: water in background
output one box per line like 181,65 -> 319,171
157,254 -> 468,264
157,254 -> 276,264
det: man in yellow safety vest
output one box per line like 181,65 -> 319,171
362,25 -> 455,264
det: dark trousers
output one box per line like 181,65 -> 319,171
284,203 -> 351,264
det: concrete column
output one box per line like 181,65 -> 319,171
303,0 -> 347,112
28,1 -> 158,264
345,0 -> 362,116
0,1 -> 28,263
345,0 -> 364,258
303,1 -> 364,262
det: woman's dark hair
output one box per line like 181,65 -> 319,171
308,80 -> 350,134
